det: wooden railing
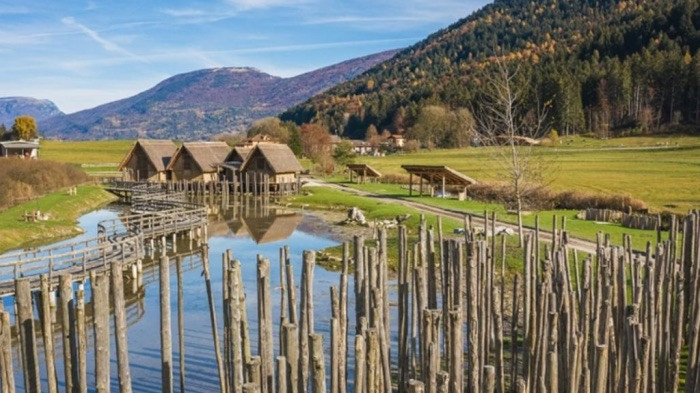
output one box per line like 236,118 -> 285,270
0,181 -> 209,295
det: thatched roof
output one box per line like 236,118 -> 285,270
119,139 -> 177,172
240,143 -> 303,174
168,141 -> 231,172
225,146 -> 252,163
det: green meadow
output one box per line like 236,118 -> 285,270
0,185 -> 116,254
40,139 -> 134,173
356,135 -> 700,214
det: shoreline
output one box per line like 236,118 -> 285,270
0,185 -> 117,254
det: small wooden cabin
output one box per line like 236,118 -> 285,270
239,143 -> 303,190
167,141 -> 231,182
118,139 -> 177,181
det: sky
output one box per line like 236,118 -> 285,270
0,0 -> 489,114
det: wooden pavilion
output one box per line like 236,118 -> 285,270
118,139 -> 177,182
167,141 -> 231,182
347,163 -> 382,183
401,165 -> 476,200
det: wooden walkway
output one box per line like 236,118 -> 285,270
0,181 -> 208,296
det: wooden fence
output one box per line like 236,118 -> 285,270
1,201 -> 699,392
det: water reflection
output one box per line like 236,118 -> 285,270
3,198 -> 343,392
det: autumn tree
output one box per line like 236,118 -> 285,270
247,117 -> 290,143
365,124 -> 380,148
408,105 -> 475,148
332,140 -> 356,166
11,116 -> 38,141
477,61 -> 551,247
299,123 -> 332,161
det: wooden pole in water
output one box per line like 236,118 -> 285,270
16,278 -> 40,393
203,246 -> 227,393
111,261 -> 133,393
59,274 -> 74,393
283,323 -> 299,393
160,255 -> 173,393
257,256 -> 274,393
177,256 -> 186,393
40,275 -> 58,393
298,251 -> 315,393
339,242 -> 349,393
91,271 -> 110,393
310,333 -> 326,393
354,335 -> 366,393
0,311 -> 15,393
483,365 -> 496,393
76,287 -> 88,393
277,356 -> 287,393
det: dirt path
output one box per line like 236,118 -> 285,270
309,179 -> 605,255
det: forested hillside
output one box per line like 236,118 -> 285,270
281,0 -> 700,143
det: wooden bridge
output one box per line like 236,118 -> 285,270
0,181 -> 208,296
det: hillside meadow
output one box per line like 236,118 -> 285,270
356,135 -> 700,214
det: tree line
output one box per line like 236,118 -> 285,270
280,0 -> 700,146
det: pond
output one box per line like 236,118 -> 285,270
0,198 -> 372,392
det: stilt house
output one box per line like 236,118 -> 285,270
167,141 -> 231,182
118,139 -> 177,182
238,143 -> 304,191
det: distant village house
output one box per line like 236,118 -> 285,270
388,134 -> 405,148
119,139 -> 177,182
0,140 -> 40,159
237,134 -> 277,147
167,141 -> 231,182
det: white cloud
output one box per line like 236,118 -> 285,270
162,8 -> 209,17
226,0 -> 314,10
61,16 -> 143,61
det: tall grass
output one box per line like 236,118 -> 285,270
0,158 -> 89,211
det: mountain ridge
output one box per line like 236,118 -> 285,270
0,97 -> 63,128
40,49 -> 399,140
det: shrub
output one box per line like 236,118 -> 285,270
0,158 -> 89,211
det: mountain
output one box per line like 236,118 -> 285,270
40,50 -> 399,140
0,97 -> 63,128
281,0 -> 700,142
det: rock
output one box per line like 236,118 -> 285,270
346,207 -> 367,226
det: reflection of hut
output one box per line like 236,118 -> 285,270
239,143 -> 303,190
242,211 -> 303,244
347,163 -> 382,183
118,139 -> 177,182
167,142 -> 231,182
220,146 -> 253,180
402,165 -> 476,200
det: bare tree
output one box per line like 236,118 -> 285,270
476,60 -> 552,247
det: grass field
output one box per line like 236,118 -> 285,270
40,140 -> 134,173
0,185 -> 116,254
357,135 -> 700,214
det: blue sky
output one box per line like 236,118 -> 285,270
0,0 -> 488,113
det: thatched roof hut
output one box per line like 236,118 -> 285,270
242,211 -> 302,244
240,143 -> 303,185
167,141 -> 231,182
119,139 -> 177,181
